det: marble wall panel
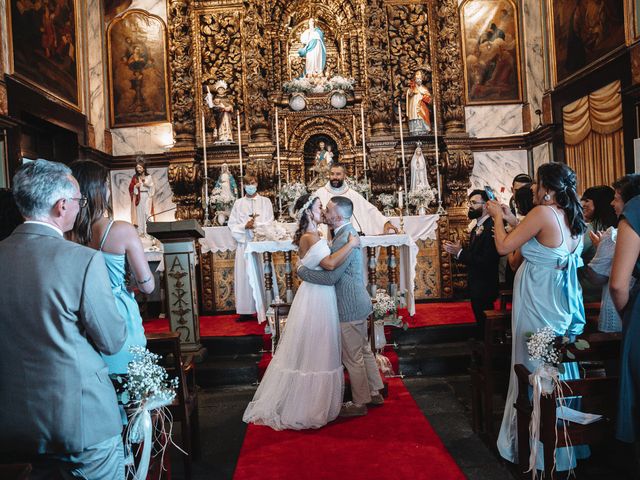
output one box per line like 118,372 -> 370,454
111,124 -> 174,156
532,142 -> 551,173
469,150 -> 529,203
523,0 -> 545,121
109,166 -> 176,223
0,0 -> 9,75
128,0 -> 167,21
87,0 -> 106,151
465,105 -> 523,137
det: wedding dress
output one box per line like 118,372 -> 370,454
243,239 -> 344,430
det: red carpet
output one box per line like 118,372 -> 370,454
400,301 -> 476,328
234,378 -> 465,480
143,314 -> 265,336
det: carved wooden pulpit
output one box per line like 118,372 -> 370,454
147,220 -> 207,360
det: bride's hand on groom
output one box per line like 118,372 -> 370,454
348,233 -> 361,248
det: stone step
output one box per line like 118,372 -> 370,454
196,354 -> 261,387
201,335 -> 265,357
396,342 -> 471,377
391,324 -> 477,346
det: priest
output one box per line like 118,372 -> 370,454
315,164 -> 398,235
228,174 -> 275,320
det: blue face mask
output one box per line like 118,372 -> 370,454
244,185 -> 257,196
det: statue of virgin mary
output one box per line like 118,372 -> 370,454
410,143 -> 431,194
298,18 -> 326,77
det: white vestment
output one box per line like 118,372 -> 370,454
228,195 -> 275,314
315,182 -> 388,235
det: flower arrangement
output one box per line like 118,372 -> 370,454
525,327 -> 590,374
347,177 -> 371,196
283,75 -> 356,94
408,186 -> 436,208
377,193 -> 396,208
124,346 -> 179,407
209,187 -> 235,212
323,75 -> 355,93
279,182 -> 308,205
373,289 -> 397,319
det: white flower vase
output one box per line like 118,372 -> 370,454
216,211 -> 227,226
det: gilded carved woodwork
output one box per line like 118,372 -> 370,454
168,162 -> 203,220
436,215 -> 454,298
365,0 -> 392,136
167,0 -> 196,146
436,0 -> 466,134
443,148 -> 474,207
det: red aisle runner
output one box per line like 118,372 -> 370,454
233,378 -> 466,480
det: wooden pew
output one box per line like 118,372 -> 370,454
469,309 -> 512,436
514,332 -> 621,479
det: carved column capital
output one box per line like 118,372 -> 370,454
168,158 -> 202,220
443,148 -> 474,208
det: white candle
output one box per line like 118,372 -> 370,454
237,111 -> 243,192
398,101 -> 409,213
201,114 -> 209,205
398,188 -> 404,209
360,104 -> 367,175
352,114 -> 357,145
433,100 -> 442,206
275,106 -> 283,215
284,117 -> 288,150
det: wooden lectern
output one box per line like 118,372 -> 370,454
147,220 -> 207,360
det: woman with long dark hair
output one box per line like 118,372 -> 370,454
244,193 -> 360,430
70,159 -> 154,376
487,162 -> 589,472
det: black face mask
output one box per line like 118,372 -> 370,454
330,179 -> 344,189
468,208 -> 483,220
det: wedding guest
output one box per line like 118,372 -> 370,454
70,159 -> 154,378
505,174 -> 533,288
488,162 -> 589,472
612,194 -> 640,445
228,174 -> 274,321
443,189 -> 500,332
501,183 -> 534,273
0,188 -> 23,241
579,185 -> 617,301
0,160 -> 126,478
587,174 -> 640,333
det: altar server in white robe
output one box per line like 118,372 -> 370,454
228,174 -> 275,319
315,164 -> 398,235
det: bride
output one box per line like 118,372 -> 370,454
243,193 -> 360,430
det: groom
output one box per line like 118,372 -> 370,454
297,196 -> 385,416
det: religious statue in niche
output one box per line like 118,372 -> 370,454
308,141 -> 334,190
410,143 -> 431,194
205,80 -> 234,143
406,71 -> 432,135
215,163 -> 238,200
298,18 -> 326,77
129,158 -> 156,237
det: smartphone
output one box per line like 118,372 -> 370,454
484,186 -> 496,201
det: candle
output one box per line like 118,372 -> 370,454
201,114 -> 209,205
433,99 -> 442,206
360,104 -> 367,176
398,188 -> 404,209
352,114 -> 357,145
284,117 -> 288,150
237,111 -> 243,192
397,101 -> 409,214
275,106 -> 283,215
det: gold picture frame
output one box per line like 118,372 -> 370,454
6,0 -> 81,110
459,0 -> 523,105
546,0 -> 626,86
106,10 -> 170,128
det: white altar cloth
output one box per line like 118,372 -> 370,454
199,226 -> 237,253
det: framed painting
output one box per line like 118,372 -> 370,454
548,0 -> 626,85
7,0 -> 80,109
459,0 -> 522,105
107,10 -> 170,128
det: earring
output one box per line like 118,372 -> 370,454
543,193 -> 551,202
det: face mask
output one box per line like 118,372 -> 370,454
244,185 -> 257,196
468,208 -> 483,220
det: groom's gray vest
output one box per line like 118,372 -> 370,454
297,223 -> 372,322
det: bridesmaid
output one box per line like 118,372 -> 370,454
611,194 -> 640,443
487,162 -> 589,472
69,160 -> 155,376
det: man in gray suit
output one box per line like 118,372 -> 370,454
0,160 -> 127,478
298,196 -> 384,417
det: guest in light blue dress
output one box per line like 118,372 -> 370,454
611,194 -> 640,443
70,160 -> 155,375
487,162 -> 589,472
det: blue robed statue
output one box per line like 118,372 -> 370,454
298,18 -> 326,77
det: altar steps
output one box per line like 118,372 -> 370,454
196,336 -> 264,387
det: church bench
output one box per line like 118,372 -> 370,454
514,332 -> 621,479
469,309 -> 512,436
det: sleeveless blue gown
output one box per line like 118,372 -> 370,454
99,221 -> 147,374
497,206 -> 589,471
616,196 -> 640,442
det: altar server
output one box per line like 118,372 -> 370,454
228,174 -> 275,319
315,164 -> 398,235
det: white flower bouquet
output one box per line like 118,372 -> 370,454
323,75 -> 355,93
377,193 -> 396,208
209,187 -> 235,212
408,186 -> 436,208
124,346 -> 178,407
347,177 -> 370,196
373,289 -> 397,319
279,182 -> 308,205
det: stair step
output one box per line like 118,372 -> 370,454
201,336 -> 264,356
196,354 -> 261,387
391,324 -> 477,346
396,342 -> 471,377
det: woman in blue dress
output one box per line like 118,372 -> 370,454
70,160 -> 155,375
487,162 -> 589,472
611,194 -> 640,443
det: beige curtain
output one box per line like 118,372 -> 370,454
562,80 -> 625,191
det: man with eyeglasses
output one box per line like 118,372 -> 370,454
443,189 -> 501,333
0,159 -> 126,478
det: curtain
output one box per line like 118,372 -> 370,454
562,81 -> 625,191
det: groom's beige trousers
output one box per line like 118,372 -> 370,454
341,319 -> 385,405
